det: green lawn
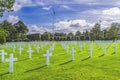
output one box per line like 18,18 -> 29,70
0,41 -> 120,80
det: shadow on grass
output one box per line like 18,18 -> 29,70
59,60 -> 72,65
18,58 -> 29,62
111,52 -> 116,55
0,72 -> 9,76
81,57 -> 90,61
98,54 -> 104,57
24,65 -> 46,73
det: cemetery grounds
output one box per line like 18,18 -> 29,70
0,41 -> 120,80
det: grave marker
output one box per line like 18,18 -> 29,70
27,47 -> 33,59
43,50 -> 52,66
0,50 -> 7,62
18,47 -> 23,55
71,48 -> 75,61
104,46 -> 106,55
89,44 -> 93,58
6,54 -> 17,73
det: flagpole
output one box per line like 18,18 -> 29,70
52,5 -> 55,41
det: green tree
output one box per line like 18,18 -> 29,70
67,33 -> 74,41
41,32 -> 50,41
0,27 -> 9,44
0,0 -> 15,17
14,20 -> 29,41
0,20 -> 16,41
75,31 -> 81,40
106,23 -> 119,41
90,23 -> 102,40
0,0 -> 15,43
27,34 -> 41,41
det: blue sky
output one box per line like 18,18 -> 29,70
1,0 -> 120,33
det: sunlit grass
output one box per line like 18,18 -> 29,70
0,41 -> 120,80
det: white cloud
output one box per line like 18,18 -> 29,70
80,7 -> 120,29
55,19 -> 94,33
12,0 -> 45,11
28,19 -> 94,34
28,25 -> 51,34
12,0 -> 120,12
7,15 -> 19,24
102,7 -> 120,16
60,5 -> 71,9
101,7 -> 120,21
12,0 -> 33,11
42,6 -> 51,11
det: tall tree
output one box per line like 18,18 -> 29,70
14,21 -> 29,33
107,23 -> 119,41
14,20 -> 29,41
0,27 -> 9,44
41,32 -> 50,41
0,0 -> 15,17
67,33 -> 74,41
0,0 -> 15,43
90,23 -> 102,40
75,31 -> 81,40
0,20 -> 16,41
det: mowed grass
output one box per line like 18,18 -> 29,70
0,41 -> 120,80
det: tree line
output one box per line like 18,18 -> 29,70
27,23 -> 120,41
0,19 -> 120,43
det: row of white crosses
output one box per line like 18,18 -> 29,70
0,41 -> 117,74
60,42 -> 69,54
1,42 -> 51,73
0,50 -> 17,73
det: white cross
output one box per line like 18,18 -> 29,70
6,54 -> 18,73
104,46 -> 106,55
71,48 -> 75,61
18,47 -> 23,55
89,44 -> 93,58
43,50 -> 52,66
27,47 -> 33,59
0,50 -> 7,62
